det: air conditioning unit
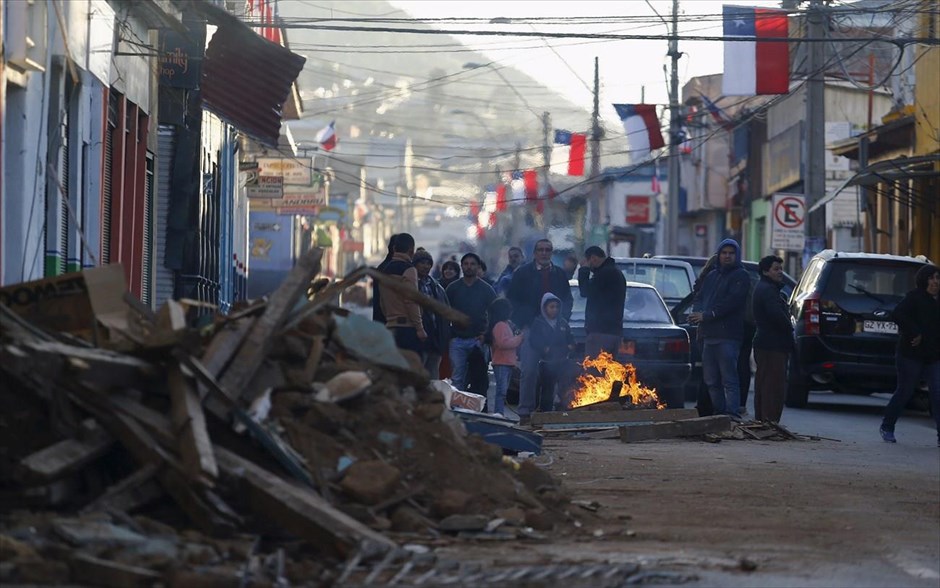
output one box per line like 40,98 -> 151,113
6,0 -> 48,72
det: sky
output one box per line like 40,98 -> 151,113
388,0 -> 784,123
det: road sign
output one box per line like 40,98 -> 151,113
771,193 -> 805,251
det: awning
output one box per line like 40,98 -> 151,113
195,3 -> 306,147
808,153 -> 940,213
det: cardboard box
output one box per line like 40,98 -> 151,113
0,265 -> 132,343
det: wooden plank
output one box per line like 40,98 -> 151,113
218,247 -> 324,403
618,415 -> 732,443
81,464 -> 162,514
214,446 -> 395,556
168,364 -> 218,483
301,335 -> 325,383
67,389 -> 234,535
70,553 -> 161,588
532,408 -> 697,427
16,419 -> 114,483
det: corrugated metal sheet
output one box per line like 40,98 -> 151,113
155,126 -> 176,308
201,23 -> 306,147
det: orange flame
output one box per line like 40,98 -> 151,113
569,351 -> 664,409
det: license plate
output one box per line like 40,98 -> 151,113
863,320 -> 897,334
619,340 -> 636,355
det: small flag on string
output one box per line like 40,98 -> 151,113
551,129 -> 587,176
613,104 -> 665,154
316,121 -> 337,151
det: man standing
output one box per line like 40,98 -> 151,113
372,234 -> 399,323
414,249 -> 450,379
445,253 -> 497,391
378,233 -> 426,355
578,246 -> 626,358
496,247 -> 525,295
689,239 -> 750,418
751,255 -> 793,423
507,239 -> 573,422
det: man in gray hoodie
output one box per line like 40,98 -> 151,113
689,239 -> 751,418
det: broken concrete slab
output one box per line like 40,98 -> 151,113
52,519 -> 149,547
438,514 -> 489,533
532,407 -> 698,428
619,415 -> 732,443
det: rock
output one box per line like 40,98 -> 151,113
414,403 -> 445,421
515,460 -> 558,495
524,509 -> 555,531
180,543 -> 219,566
323,371 -> 371,403
0,534 -> 40,561
432,489 -> 473,517
494,506 -> 526,526
15,559 -> 71,584
438,514 -> 489,533
163,566 -> 242,588
390,506 -> 429,533
340,460 -> 401,505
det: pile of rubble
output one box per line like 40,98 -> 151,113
0,249 -> 574,586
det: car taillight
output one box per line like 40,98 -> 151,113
661,339 -> 689,354
803,295 -> 820,336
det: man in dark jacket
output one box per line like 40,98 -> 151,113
751,255 -> 793,423
880,264 -> 940,445
578,246 -> 627,358
496,247 -> 525,295
414,249 -> 450,379
372,234 -> 399,323
690,238 -> 750,418
507,239 -> 573,421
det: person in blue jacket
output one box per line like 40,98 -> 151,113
689,239 -> 751,418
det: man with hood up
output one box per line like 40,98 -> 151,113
689,239 -> 751,418
527,293 -> 575,417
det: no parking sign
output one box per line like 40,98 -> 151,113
771,193 -> 805,251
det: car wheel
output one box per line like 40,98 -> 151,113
785,354 -> 809,408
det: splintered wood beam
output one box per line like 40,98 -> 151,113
168,363 -> 218,484
532,407 -> 698,427
215,447 -> 395,556
618,415 -> 732,443
218,247 -> 324,403
16,419 -> 114,483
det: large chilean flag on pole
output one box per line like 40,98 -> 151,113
722,5 -> 790,96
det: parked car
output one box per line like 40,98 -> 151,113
786,250 -> 930,408
568,280 -> 691,408
664,256 -> 798,401
612,257 -> 696,311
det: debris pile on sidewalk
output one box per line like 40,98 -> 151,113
0,249 -> 571,586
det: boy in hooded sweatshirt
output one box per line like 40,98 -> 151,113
529,293 -> 574,412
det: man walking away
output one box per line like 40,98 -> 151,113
379,233 -> 426,355
507,239 -> 573,421
496,247 -> 525,295
414,249 -> 450,379
373,234 -> 399,323
689,239 -> 750,418
445,253 -> 497,391
879,264 -> 940,446
578,246 -> 627,358
752,255 -> 793,423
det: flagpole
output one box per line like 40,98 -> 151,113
666,0 -> 681,255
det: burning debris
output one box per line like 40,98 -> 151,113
569,352 -> 663,410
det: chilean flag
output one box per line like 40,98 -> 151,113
613,104 -> 665,155
316,120 -> 337,151
551,129 -> 586,176
722,5 -> 790,96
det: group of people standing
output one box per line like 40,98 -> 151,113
373,233 -> 583,423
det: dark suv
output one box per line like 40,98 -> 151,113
786,250 -> 929,408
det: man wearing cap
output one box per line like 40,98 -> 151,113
445,253 -> 497,391
578,245 -> 626,358
379,233 -> 426,355
414,248 -> 450,379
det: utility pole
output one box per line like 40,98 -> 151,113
589,56 -> 602,225
666,0 -> 681,255
805,0 -> 827,253
541,111 -> 551,222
